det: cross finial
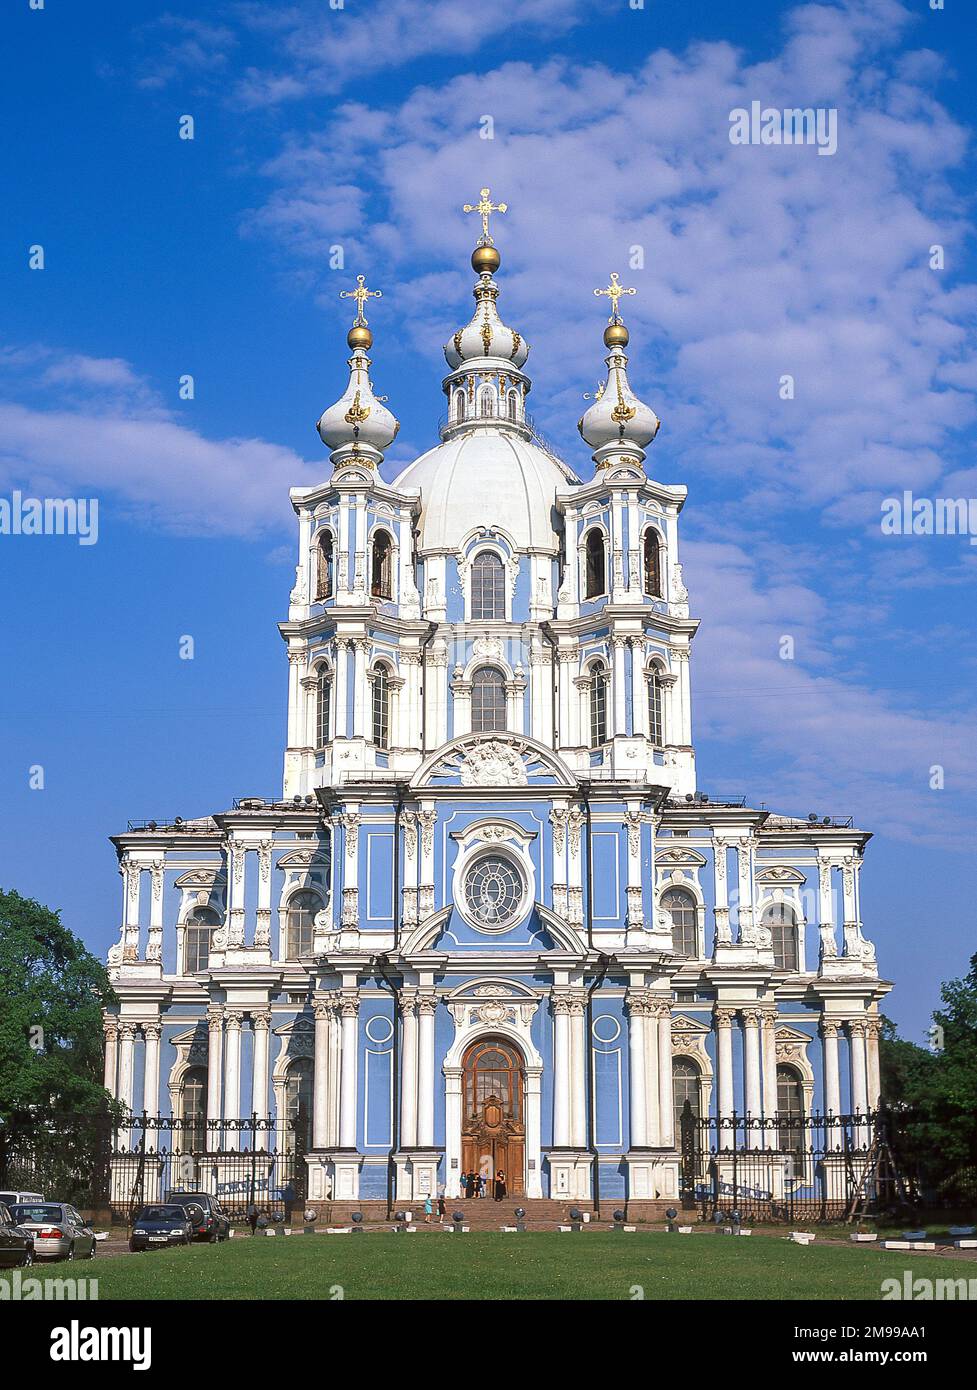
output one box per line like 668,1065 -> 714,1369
594,272 -> 636,322
340,274 -> 382,325
463,187 -> 508,245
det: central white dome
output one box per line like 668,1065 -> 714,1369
392,427 -> 579,553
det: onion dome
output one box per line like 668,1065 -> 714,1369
316,275 -> 399,470
578,274 -> 660,469
443,249 -> 530,370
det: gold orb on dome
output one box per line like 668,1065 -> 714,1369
603,321 -> 630,349
347,324 -> 373,350
472,244 -> 501,275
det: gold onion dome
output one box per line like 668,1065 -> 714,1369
316,275 -> 399,468
579,273 -> 660,461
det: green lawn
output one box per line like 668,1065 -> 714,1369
73,1233 -> 954,1301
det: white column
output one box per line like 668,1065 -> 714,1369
735,838 -> 755,944
569,996 -> 587,1148
761,1007 -> 778,1134
255,843 -> 273,951
716,1008 -> 735,1135
416,994 -> 437,1148
103,1021 -> 118,1095
339,996 -> 359,1149
626,990 -> 648,1149
227,841 -> 246,947
553,994 -> 571,1147
657,1003 -> 674,1149
743,1009 -> 762,1146
645,998 -> 661,1146
400,990 -> 419,1149
206,1007 -> 223,1149
445,1068 -> 463,1196
223,1011 -> 242,1148
630,638 -> 646,739
817,856 -> 837,959
822,1018 -> 842,1150
143,1023 -> 161,1121
252,1010 -> 271,1145
866,1019 -> 882,1110
849,1019 -> 869,1114
352,639 -> 368,738
117,1023 -> 136,1113
312,999 -> 332,1150
612,634 -> 627,737
335,639 -> 350,738
525,1068 -> 544,1197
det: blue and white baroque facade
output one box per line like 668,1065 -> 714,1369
103,212 -> 890,1206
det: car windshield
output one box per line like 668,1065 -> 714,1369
11,1204 -> 63,1223
139,1206 -> 187,1221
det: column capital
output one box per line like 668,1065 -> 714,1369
118,1022 -> 137,1041
714,1006 -> 737,1027
225,1009 -> 243,1031
143,1023 -> 162,1042
821,1017 -> 842,1039
103,1021 -> 119,1041
339,995 -> 360,1019
207,1006 -> 224,1029
625,987 -> 654,1018
252,1010 -> 272,1031
741,1007 -> 763,1027
417,992 -> 439,1017
314,996 -> 338,1021
848,1017 -> 868,1039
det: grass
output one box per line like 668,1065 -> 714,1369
63,1232 -> 956,1301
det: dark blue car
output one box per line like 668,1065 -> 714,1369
129,1204 -> 194,1251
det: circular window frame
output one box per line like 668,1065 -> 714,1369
455,843 -> 532,936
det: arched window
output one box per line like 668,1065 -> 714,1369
315,530 -> 334,601
673,1057 -> 701,1139
179,1066 -> 207,1151
647,668 -> 664,747
371,663 -> 391,749
184,906 -> 219,974
643,528 -> 663,598
507,391 -> 518,422
285,890 -> 319,959
478,386 -> 496,418
471,666 -> 506,733
776,1064 -> 805,1158
371,529 -> 393,600
315,665 -> 331,748
471,549 -> 505,620
763,900 -> 800,971
662,886 -> 697,958
589,660 -> 608,747
285,1056 -> 314,1153
453,390 -> 467,423
584,528 -> 606,598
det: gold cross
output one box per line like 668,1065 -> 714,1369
340,274 -> 382,325
594,272 -> 636,321
463,187 -> 508,244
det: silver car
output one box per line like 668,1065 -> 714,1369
10,1202 -> 96,1261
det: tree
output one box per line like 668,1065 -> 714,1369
880,954 -> 977,1202
0,887 -> 116,1125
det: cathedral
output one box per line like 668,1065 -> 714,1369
102,193 -> 890,1208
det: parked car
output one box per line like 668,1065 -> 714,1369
164,1192 -> 230,1242
129,1205 -> 194,1252
0,1190 -> 44,1208
0,1202 -> 34,1268
9,1202 -> 96,1262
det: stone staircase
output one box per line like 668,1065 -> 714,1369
299,1197 -> 675,1231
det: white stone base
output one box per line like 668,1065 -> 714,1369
304,1150 -> 361,1201
625,1149 -> 680,1201
393,1149 -> 443,1201
545,1148 -> 593,1201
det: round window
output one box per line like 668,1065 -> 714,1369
463,854 -> 524,930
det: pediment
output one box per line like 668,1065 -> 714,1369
174,869 -> 225,888
671,1013 -> 711,1035
775,1024 -> 814,1044
656,847 -> 707,868
756,865 -> 806,885
412,733 -> 576,790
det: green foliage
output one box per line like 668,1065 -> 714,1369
881,954 -> 977,1200
0,887 -> 117,1125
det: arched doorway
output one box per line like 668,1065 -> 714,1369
461,1037 -> 525,1195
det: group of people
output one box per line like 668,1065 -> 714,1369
462,1169 -> 507,1201
420,1169 -> 509,1222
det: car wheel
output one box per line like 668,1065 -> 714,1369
20,1248 -> 34,1268
88,1240 -> 97,1260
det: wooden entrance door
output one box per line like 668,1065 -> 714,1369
461,1038 -> 525,1195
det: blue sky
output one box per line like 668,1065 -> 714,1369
1,0 -> 975,1041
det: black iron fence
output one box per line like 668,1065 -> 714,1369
0,1111 -> 310,1223
677,1103 -> 920,1222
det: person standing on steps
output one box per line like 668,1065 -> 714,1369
493,1169 -> 506,1202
